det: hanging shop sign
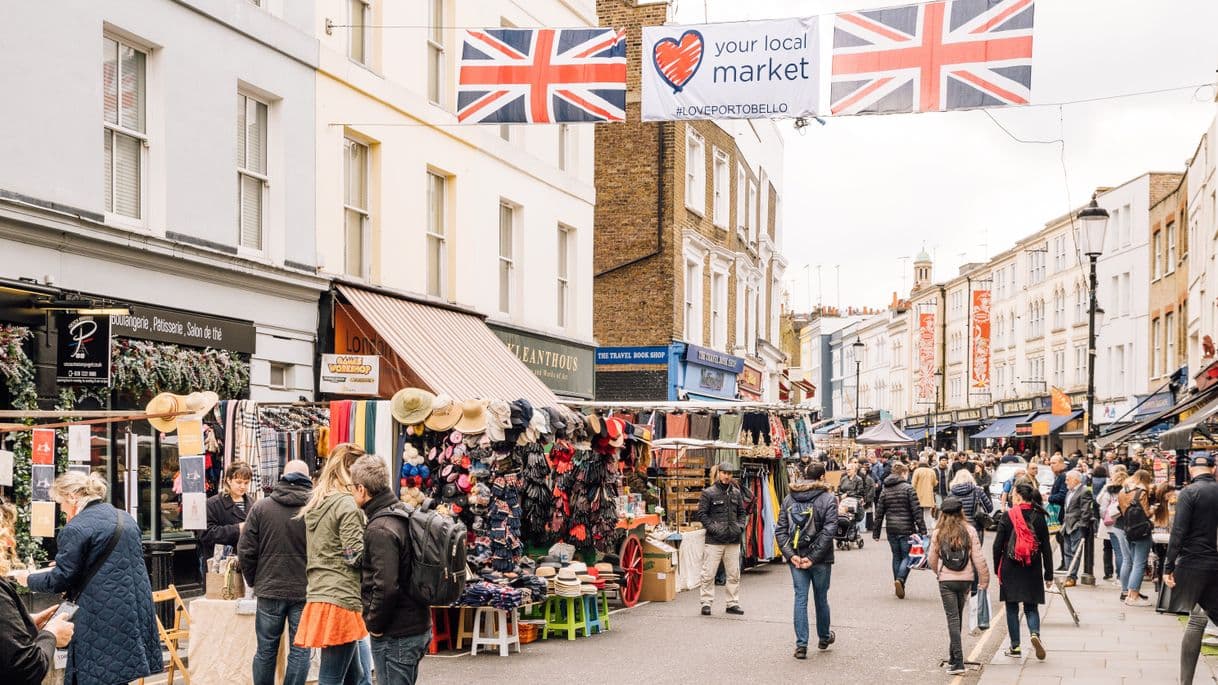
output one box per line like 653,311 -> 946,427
916,312 -> 936,401
683,344 -> 746,374
739,362 -> 764,394
110,305 -> 255,354
641,18 -> 820,121
318,354 -> 381,397
970,289 -> 991,389
595,346 -> 670,366
1134,391 -> 1175,420
490,327 -> 596,399
55,313 -> 112,384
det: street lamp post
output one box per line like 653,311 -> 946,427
1077,193 -> 1110,587
852,337 -> 865,437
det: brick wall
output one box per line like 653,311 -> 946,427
596,368 -> 669,400
1148,174 -> 1188,383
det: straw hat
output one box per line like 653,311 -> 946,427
424,395 -> 462,432
454,399 -> 489,434
536,567 -> 557,578
556,567 -> 579,582
391,388 -> 436,425
185,391 -> 219,415
145,392 -> 187,433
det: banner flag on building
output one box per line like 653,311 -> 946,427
970,289 -> 992,389
1051,386 -> 1072,415
916,311 -> 937,400
829,0 -> 1035,115
641,18 -> 820,121
457,28 -> 627,124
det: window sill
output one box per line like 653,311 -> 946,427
685,206 -> 705,218
105,212 -> 150,233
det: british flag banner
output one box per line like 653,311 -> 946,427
830,0 -> 1035,115
457,28 -> 627,124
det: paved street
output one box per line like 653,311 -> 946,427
426,536 -> 1000,684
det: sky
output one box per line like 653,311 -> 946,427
672,0 -> 1218,310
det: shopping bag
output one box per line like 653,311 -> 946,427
966,594 -> 978,632
976,589 -> 991,629
908,534 -> 929,570
1045,503 -> 1063,535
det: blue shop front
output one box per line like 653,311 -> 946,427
668,342 -> 745,402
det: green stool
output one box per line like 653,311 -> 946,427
598,591 -> 611,631
543,596 -> 586,641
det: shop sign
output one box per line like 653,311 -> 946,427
933,411 -> 953,425
684,344 -> 745,374
491,327 -> 596,399
595,345 -> 669,366
1067,391 -> 1086,407
698,367 -> 725,392
1000,398 -> 1035,415
110,305 -> 256,354
56,313 -> 111,384
739,363 -> 763,392
318,354 -> 380,396
1134,391 -> 1175,420
1095,399 -> 1133,425
955,408 -> 983,422
904,414 -> 929,428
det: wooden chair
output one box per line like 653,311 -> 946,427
140,584 -> 191,684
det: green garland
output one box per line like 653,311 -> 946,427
0,325 -> 45,566
111,338 -> 249,400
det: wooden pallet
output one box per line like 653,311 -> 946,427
658,473 -> 707,529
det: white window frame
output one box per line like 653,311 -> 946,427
426,171 -> 448,298
734,274 -> 746,349
498,201 -> 516,315
1153,231 -> 1163,280
684,129 -> 705,215
268,362 -> 289,390
343,137 -> 370,279
1153,317 -> 1162,378
684,258 -> 704,345
237,92 -> 269,253
427,0 -> 445,105
710,269 -> 727,350
1166,311 -> 1176,372
103,33 -> 148,226
349,0 -> 370,65
1167,223 -> 1177,274
711,149 -> 728,228
735,164 -> 747,240
557,225 -> 572,328
747,180 -> 758,245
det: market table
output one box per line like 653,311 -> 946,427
675,528 -> 705,592
189,597 -> 317,683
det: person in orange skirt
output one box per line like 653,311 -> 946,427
294,443 -> 369,685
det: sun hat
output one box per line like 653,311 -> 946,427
556,567 -> 579,582
536,566 -> 557,578
605,417 -> 626,448
391,388 -> 436,425
454,399 -> 489,434
145,392 -> 187,433
568,561 -> 588,574
425,395 -> 462,432
595,562 -> 613,573
185,391 -> 220,415
585,413 -> 603,437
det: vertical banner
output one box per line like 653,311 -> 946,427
916,312 -> 937,401
642,18 -> 820,121
970,289 -> 992,389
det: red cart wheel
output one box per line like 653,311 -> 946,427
619,535 -> 643,607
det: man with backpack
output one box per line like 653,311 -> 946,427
776,463 -> 839,659
1163,453 -> 1218,684
351,455 -> 431,684
874,462 -> 927,599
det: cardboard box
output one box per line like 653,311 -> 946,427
643,538 -> 678,573
640,571 -> 676,602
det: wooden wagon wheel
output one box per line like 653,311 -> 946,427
618,534 -> 643,607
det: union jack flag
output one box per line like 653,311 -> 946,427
457,28 -> 627,124
830,0 -> 1035,115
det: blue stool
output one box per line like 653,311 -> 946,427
582,594 -> 606,635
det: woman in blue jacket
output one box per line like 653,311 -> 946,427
13,472 -> 162,685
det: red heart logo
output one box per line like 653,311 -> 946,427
653,30 -> 705,93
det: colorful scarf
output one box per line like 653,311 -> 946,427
1009,502 -> 1036,566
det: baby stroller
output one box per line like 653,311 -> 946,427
834,496 -> 865,550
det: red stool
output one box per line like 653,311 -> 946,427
429,608 -> 453,654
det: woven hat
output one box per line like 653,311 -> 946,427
536,567 -> 557,578
391,388 -> 435,425
185,391 -> 219,415
595,562 -> 613,573
145,392 -> 188,433
585,413 -> 603,437
568,561 -> 588,574
425,395 -> 462,432
580,585 -> 597,595
454,399 -> 489,434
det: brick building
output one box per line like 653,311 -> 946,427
1148,174 -> 1188,394
593,0 -> 788,402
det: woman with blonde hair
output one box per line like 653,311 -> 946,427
948,468 -> 993,544
1096,469 -> 1128,584
1118,469 -> 1156,606
14,472 -> 163,685
294,443 -> 369,685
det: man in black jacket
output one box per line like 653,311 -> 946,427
776,463 -> 839,658
1163,453 -> 1218,685
873,462 -> 926,599
351,455 -> 430,685
696,462 -> 748,616
238,460 -> 311,685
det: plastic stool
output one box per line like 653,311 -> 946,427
429,608 -> 452,654
470,607 -> 521,656
454,607 -> 476,650
598,591 -> 611,632
582,594 -> 606,635
543,596 -> 586,640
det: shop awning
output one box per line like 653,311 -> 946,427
904,426 -> 929,441
1035,410 -> 1084,434
813,418 -> 848,435
953,420 -> 984,428
970,414 -> 1032,440
684,391 -> 735,402
1159,395 -> 1218,451
1095,387 -> 1218,450
336,285 -> 558,406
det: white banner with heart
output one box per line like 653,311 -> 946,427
641,18 -> 820,121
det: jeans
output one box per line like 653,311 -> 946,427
922,507 -> 935,533
700,542 -> 741,607
357,637 -> 372,685
1061,528 -> 1083,579
888,534 -> 914,583
1102,536 -> 1114,577
370,631 -> 430,685
790,563 -> 832,646
253,598 -> 309,685
1121,537 -> 1152,595
1107,532 -> 1126,579
1182,608 -> 1210,685
1004,601 -> 1041,648
939,580 -> 971,667
318,640 -> 365,685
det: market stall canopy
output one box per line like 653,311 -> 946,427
855,419 -> 915,445
337,285 -> 558,407
1157,394 -> 1218,451
970,414 -> 1033,440
1095,387 -> 1218,450
650,438 -> 749,450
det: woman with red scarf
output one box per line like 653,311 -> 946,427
991,481 -> 1055,661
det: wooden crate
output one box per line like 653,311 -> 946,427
657,471 -> 707,529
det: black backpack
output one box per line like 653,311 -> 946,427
939,534 -> 971,572
390,500 -> 468,606
1121,495 -> 1153,542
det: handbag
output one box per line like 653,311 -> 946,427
65,509 -> 124,603
975,589 -> 991,629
